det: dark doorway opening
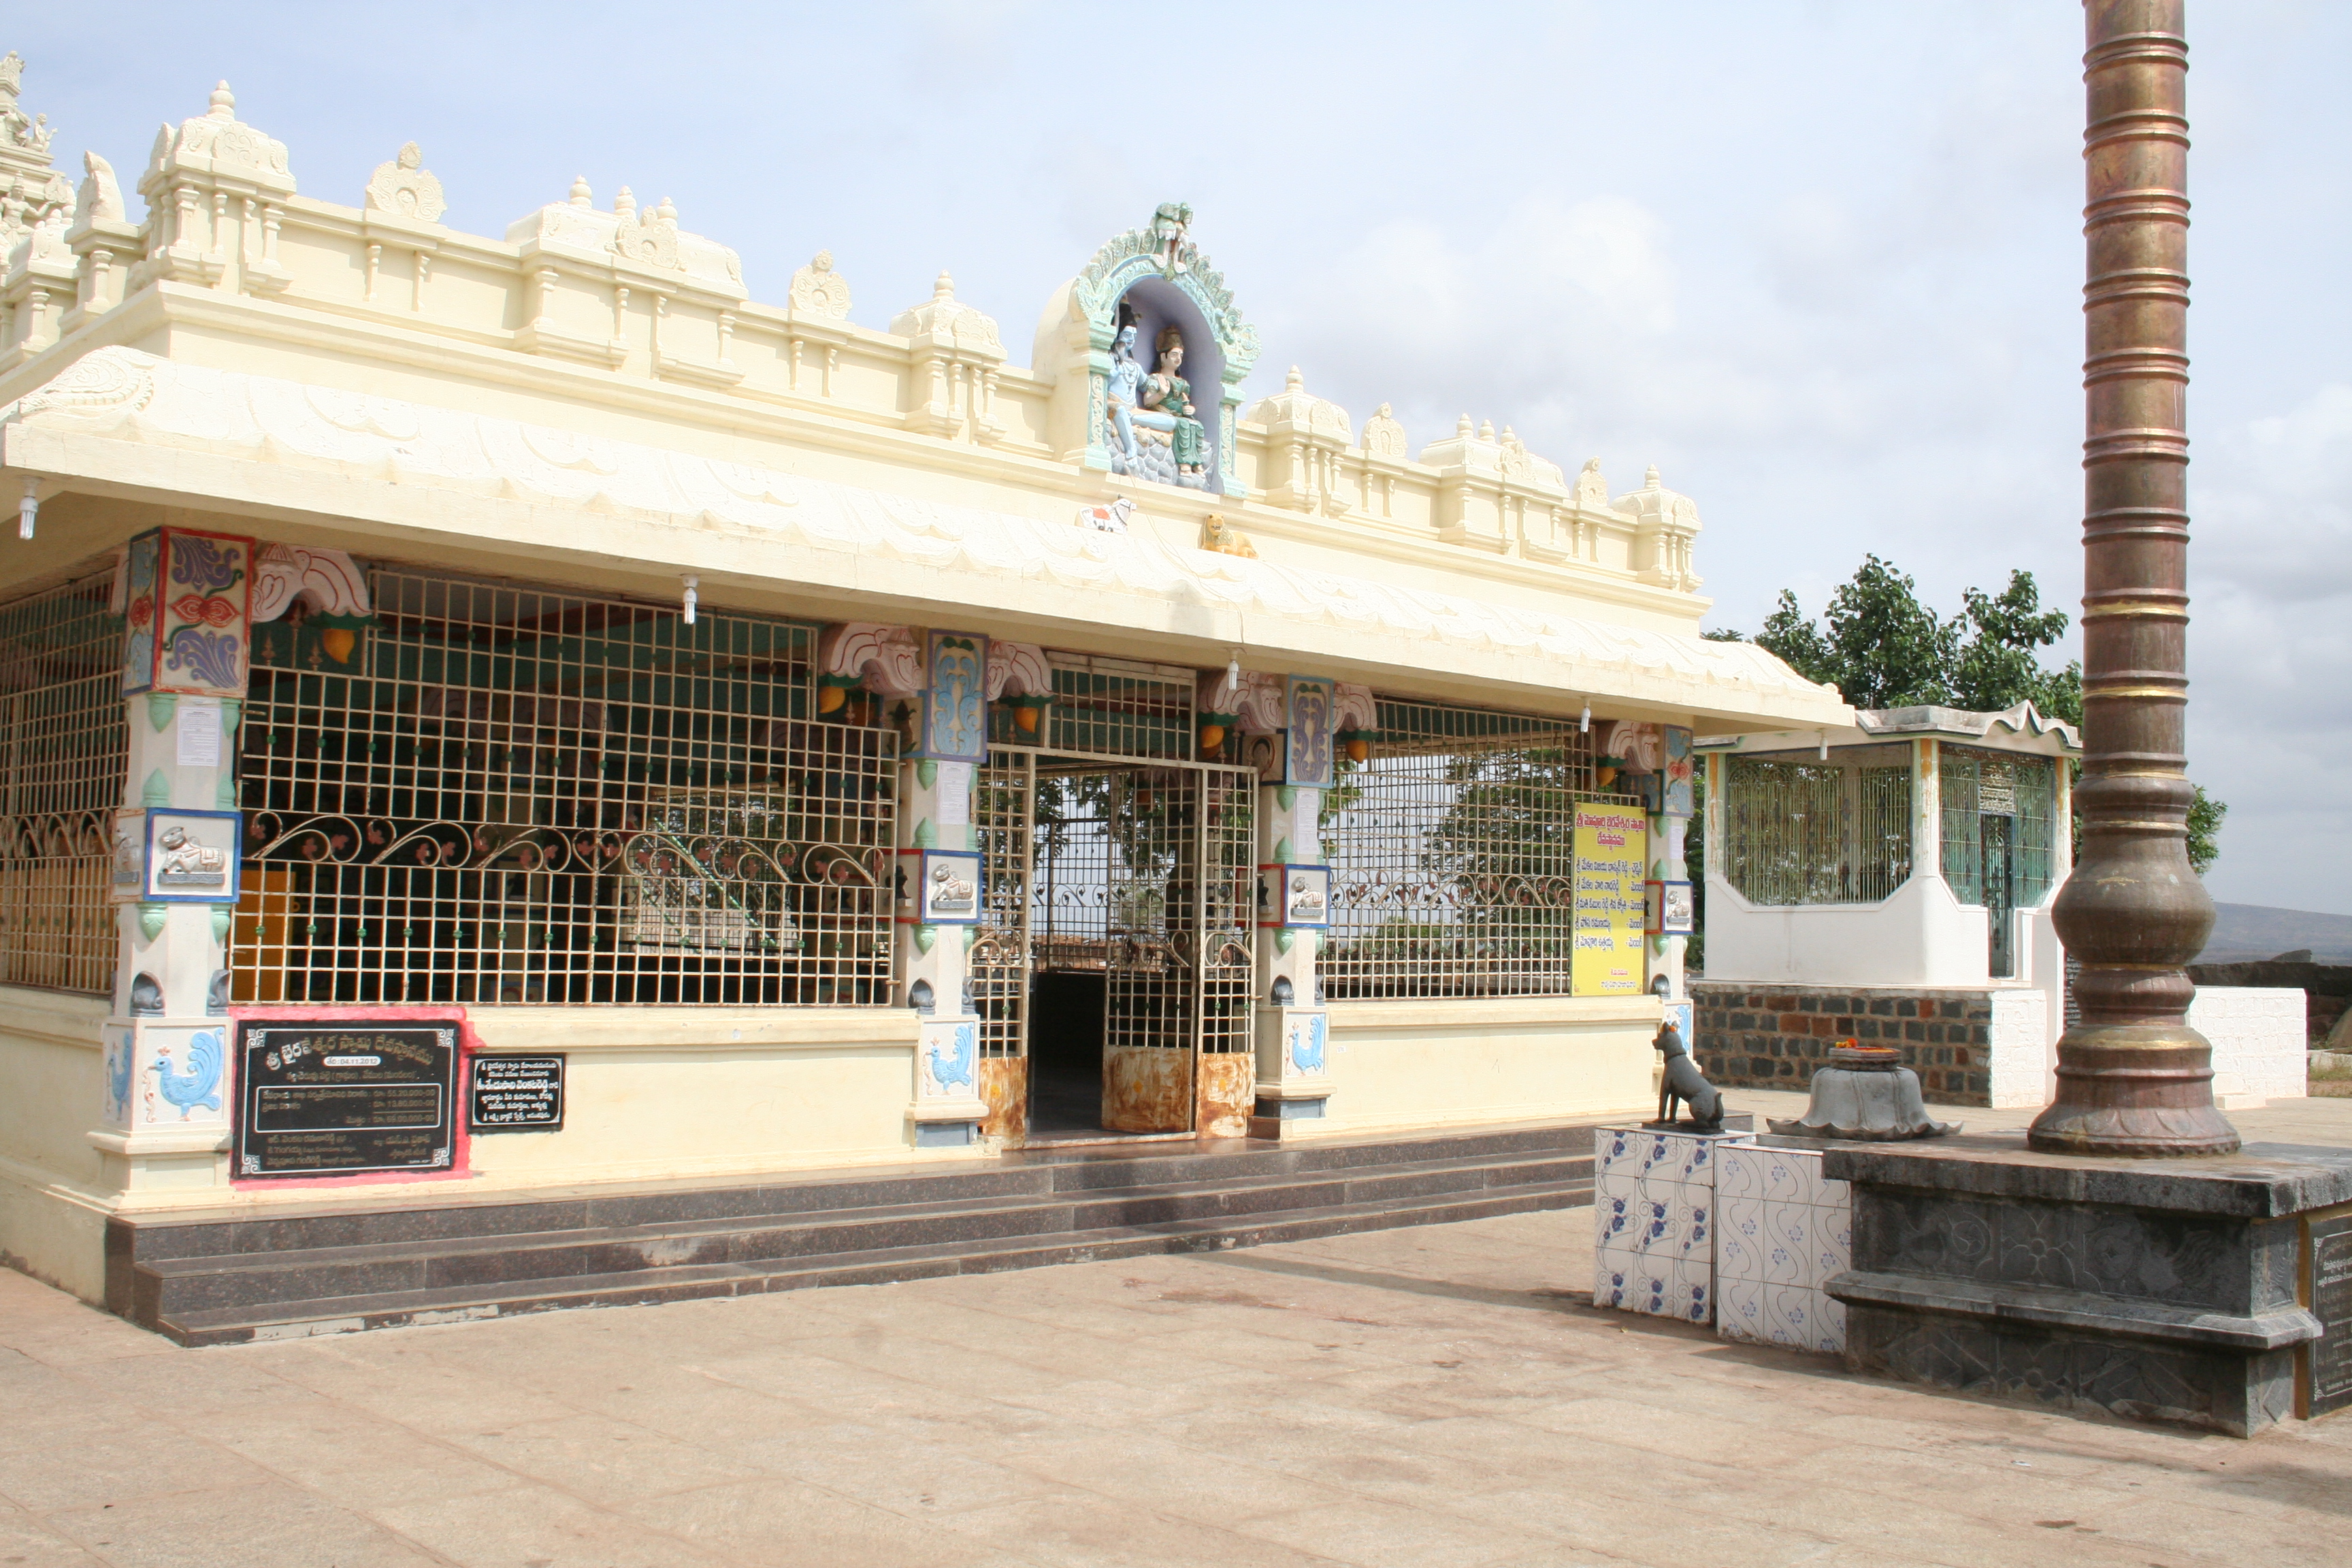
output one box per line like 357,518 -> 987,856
1027,970 -> 1107,1134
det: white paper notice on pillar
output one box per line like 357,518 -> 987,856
936,762 -> 972,828
919,1018 -> 979,1098
176,703 -> 223,768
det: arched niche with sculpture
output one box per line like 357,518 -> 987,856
1032,203 -> 1260,498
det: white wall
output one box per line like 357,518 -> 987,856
2191,987 -> 2308,1105
1707,873 -> 1994,987
1985,990 -> 2053,1109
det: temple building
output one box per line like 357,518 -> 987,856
0,59 -> 1844,1313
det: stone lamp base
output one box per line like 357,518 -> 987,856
1769,1044 -> 1960,1141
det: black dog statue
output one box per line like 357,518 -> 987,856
1652,1017 -> 1725,1131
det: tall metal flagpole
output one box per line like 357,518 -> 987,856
2029,0 -> 2238,1156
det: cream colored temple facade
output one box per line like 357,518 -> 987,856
0,60 -> 1846,1303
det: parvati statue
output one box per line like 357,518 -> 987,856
1137,326 -> 1208,478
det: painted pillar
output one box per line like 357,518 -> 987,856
886,630 -> 988,1149
1648,815 -> 1689,999
1250,674 -> 1333,1129
98,529 -> 252,1193
1646,724 -> 1697,1000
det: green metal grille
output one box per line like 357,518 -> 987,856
1321,700 -> 1641,1000
233,569 -> 894,1006
1940,745 -> 2056,907
1725,757 -> 1846,906
987,654 -> 1194,762
1859,765 -> 1914,900
0,570 -> 126,995
1722,743 -> 1913,906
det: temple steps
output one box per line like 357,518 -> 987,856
107,1122 -> 1602,1347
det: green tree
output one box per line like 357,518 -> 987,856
1754,556 -> 1959,708
1953,571 -> 2080,721
1712,555 -> 2227,877
2187,788 -> 2227,877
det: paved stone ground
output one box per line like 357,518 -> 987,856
5,1092 -> 2351,1568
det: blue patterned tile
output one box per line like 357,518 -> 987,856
1717,1273 -> 1768,1343
1763,1202 -> 1812,1286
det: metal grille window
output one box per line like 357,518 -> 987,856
1940,747 -> 1981,904
1940,745 -> 2057,907
0,571 -> 126,995
231,570 -> 895,1006
988,654 -> 1194,761
970,752 -> 1033,1059
1321,700 -> 1634,1000
1723,744 -> 1913,906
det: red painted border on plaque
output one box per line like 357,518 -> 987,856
227,1004 -> 480,1189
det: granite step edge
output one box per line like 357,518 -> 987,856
137,1150 -> 1597,1277
153,1178 -> 1596,1344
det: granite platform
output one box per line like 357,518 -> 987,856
1823,1134 -> 2352,1435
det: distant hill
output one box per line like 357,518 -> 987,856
2195,902 -> 2352,964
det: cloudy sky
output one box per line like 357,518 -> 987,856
12,2 -> 2347,913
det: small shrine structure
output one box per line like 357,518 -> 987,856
1692,704 -> 2078,1106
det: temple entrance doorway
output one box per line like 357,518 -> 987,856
971,750 -> 1256,1144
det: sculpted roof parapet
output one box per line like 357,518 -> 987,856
0,49 -> 72,257
1064,205 -> 1260,378
2,61 -> 1718,608
890,271 -> 1002,355
1417,414 -> 1566,493
1243,368 -> 1350,442
1612,463 -> 1702,532
141,82 -> 293,198
788,250 -> 852,320
505,178 -> 745,296
364,142 -> 446,225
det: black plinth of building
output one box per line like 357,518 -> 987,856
1822,1136 -> 2352,1436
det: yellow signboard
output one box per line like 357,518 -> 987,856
1573,802 -> 1650,996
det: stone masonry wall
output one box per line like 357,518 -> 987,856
1692,983 -> 1995,1105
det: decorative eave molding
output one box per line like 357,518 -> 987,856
251,542 -> 369,621
817,621 -> 924,696
985,641 -> 1049,700
0,348 -> 1847,727
1697,700 -> 2080,756
1858,700 -> 2082,751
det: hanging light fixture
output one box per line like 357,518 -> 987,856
681,574 -> 699,625
18,477 -> 38,542
1578,700 -> 1591,734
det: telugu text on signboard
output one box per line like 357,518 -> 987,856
469,1055 -> 566,1133
1572,803 -> 1649,996
235,1023 -> 457,1179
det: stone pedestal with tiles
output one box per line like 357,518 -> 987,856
1592,1124 -> 1752,1324
1714,1139 -> 1852,1354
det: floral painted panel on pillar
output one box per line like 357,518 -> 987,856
122,528 -> 253,698
919,632 -> 988,762
1284,676 -> 1333,789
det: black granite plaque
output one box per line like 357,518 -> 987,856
235,1023 -> 457,1178
470,1054 -> 565,1133
2309,1213 -> 2352,1419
